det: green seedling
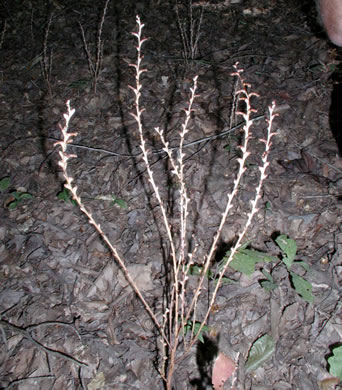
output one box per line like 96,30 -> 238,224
57,188 -> 128,209
221,246 -> 277,277
94,194 -> 128,209
183,320 -> 209,343
260,269 -> 277,291
0,176 -> 10,192
219,235 -> 314,302
190,235 -> 314,302
188,264 -> 237,285
275,235 -> 314,303
265,200 -> 272,211
7,190 -> 33,210
289,271 -> 313,303
190,244 -> 276,283
57,187 -> 77,206
110,195 -> 127,209
275,234 -> 296,269
188,264 -> 214,279
1,177 -> 33,209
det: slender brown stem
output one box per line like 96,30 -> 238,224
78,0 -> 110,94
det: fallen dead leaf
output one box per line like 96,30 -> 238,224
212,352 -> 236,390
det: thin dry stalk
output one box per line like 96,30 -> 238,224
0,19 -> 7,50
175,0 -> 203,62
40,12 -> 54,97
79,0 -> 110,94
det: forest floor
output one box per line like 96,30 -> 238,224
0,0 -> 341,389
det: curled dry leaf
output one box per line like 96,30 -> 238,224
212,352 -> 236,390
318,377 -> 341,390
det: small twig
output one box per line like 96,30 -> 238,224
0,19 -> 7,49
4,115 -> 264,158
79,22 -> 95,77
0,319 -> 88,368
297,146 -> 342,175
40,12 -> 54,97
26,319 -> 83,341
78,0 -> 110,94
57,115 -> 263,156
4,375 -> 55,390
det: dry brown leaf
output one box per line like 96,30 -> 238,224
318,377 -> 341,390
212,352 -> 236,390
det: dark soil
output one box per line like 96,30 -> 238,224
0,0 -> 341,389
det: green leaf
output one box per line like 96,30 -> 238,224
183,321 -> 209,343
11,191 -> 20,200
57,188 -> 77,206
245,334 -> 275,372
188,264 -> 214,280
0,177 -> 10,192
261,280 -> 277,291
197,330 -> 206,343
28,54 -> 43,69
229,252 -> 256,276
290,272 -> 314,303
219,277 -> 238,285
328,345 -> 342,380
265,201 -> 272,210
188,264 -> 203,276
8,201 -> 18,210
111,196 -> 128,209
224,248 -> 276,277
18,192 -> 33,200
69,78 -> 90,89
276,235 -> 297,269
243,249 -> 276,263
7,191 -> 32,209
294,260 -> 310,272
260,270 -> 277,291
57,188 -> 70,201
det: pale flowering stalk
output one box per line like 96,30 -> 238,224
186,67 -> 277,351
128,17 -> 178,346
183,65 -> 254,333
154,76 -> 198,350
129,16 -> 178,382
126,17 -> 278,387
129,16 -> 200,384
54,101 -> 168,348
56,16 -> 277,390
